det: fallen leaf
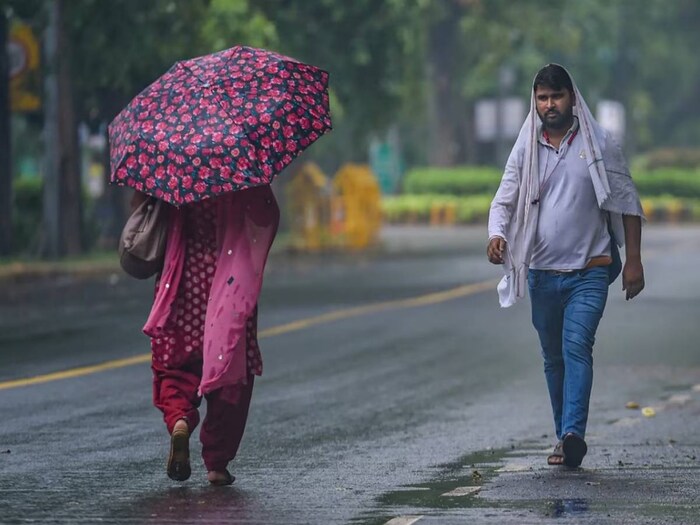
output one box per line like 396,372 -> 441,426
625,401 -> 640,409
641,407 -> 656,417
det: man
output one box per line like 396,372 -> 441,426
487,64 -> 645,468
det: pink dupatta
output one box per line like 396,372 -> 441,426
143,186 -> 279,399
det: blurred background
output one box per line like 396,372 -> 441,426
2,0 -> 700,260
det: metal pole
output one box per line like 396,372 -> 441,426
43,0 -> 61,257
0,11 -> 11,256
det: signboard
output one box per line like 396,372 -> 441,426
8,21 -> 41,112
369,127 -> 403,195
475,97 -> 526,142
596,99 -> 625,145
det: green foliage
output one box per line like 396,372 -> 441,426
633,170 -> 700,199
10,178 -> 104,255
401,166 -> 503,195
400,164 -> 700,200
12,179 -> 43,254
382,194 -> 492,224
64,0 -> 215,124
636,149 -> 700,170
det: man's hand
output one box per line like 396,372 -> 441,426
487,236 -> 507,265
622,258 -> 644,300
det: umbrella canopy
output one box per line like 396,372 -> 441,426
109,46 -> 331,206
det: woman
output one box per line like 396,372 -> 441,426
133,185 -> 279,485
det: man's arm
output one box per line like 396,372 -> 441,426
487,148 -> 520,265
622,214 -> 644,300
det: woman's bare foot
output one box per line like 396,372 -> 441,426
207,469 -> 235,486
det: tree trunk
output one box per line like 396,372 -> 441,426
425,1 -> 463,167
0,13 -> 11,256
98,91 -> 129,250
57,0 -> 83,255
42,0 -> 62,258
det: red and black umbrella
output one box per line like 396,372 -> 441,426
108,46 -> 331,206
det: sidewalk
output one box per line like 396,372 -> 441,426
371,362 -> 700,525
0,225 -> 486,284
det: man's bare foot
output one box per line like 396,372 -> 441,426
207,469 -> 235,486
547,441 -> 565,466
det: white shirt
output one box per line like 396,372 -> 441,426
529,120 -> 611,270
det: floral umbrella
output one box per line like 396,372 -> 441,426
109,46 -> 331,206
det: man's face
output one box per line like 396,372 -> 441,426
535,86 -> 575,130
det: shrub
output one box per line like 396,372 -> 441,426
639,148 -> 700,170
401,166 -> 502,196
633,169 -> 700,198
12,178 -> 43,254
382,194 -> 492,224
10,179 -> 100,255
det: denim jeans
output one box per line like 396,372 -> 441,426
528,266 -> 609,440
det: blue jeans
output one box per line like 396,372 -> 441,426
528,267 -> 609,440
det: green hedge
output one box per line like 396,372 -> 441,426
382,194 -> 492,224
383,193 -> 700,224
633,169 -> 700,198
638,148 -> 700,170
401,165 -> 700,199
401,166 -> 502,196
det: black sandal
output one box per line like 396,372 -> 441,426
167,428 -> 191,481
547,441 -> 564,466
562,433 -> 587,467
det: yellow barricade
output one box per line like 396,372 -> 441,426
331,164 -> 382,249
286,162 -> 330,251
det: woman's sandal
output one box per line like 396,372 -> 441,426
167,427 -> 191,481
208,469 -> 235,486
547,441 -> 565,466
562,433 -> 587,468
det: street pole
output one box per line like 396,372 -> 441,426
43,0 -> 61,258
0,12 -> 11,256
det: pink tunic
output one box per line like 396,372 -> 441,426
144,186 -> 279,399
150,198 -> 263,376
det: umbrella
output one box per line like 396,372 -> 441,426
108,46 -> 331,206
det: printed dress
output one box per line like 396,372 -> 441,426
150,198 -> 263,377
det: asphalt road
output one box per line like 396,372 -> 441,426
1,225 -> 699,524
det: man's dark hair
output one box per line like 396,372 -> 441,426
533,64 -> 573,93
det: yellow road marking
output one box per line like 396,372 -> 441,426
0,279 -> 497,391
0,354 -> 150,391
258,280 -> 496,337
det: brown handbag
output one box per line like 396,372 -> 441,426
118,197 -> 169,279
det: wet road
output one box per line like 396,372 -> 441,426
1,225 -> 699,524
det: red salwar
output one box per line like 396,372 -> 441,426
150,198 -> 262,472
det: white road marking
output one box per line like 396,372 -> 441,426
384,516 -> 424,525
440,486 -> 481,497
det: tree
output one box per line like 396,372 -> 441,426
0,11 -> 10,255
